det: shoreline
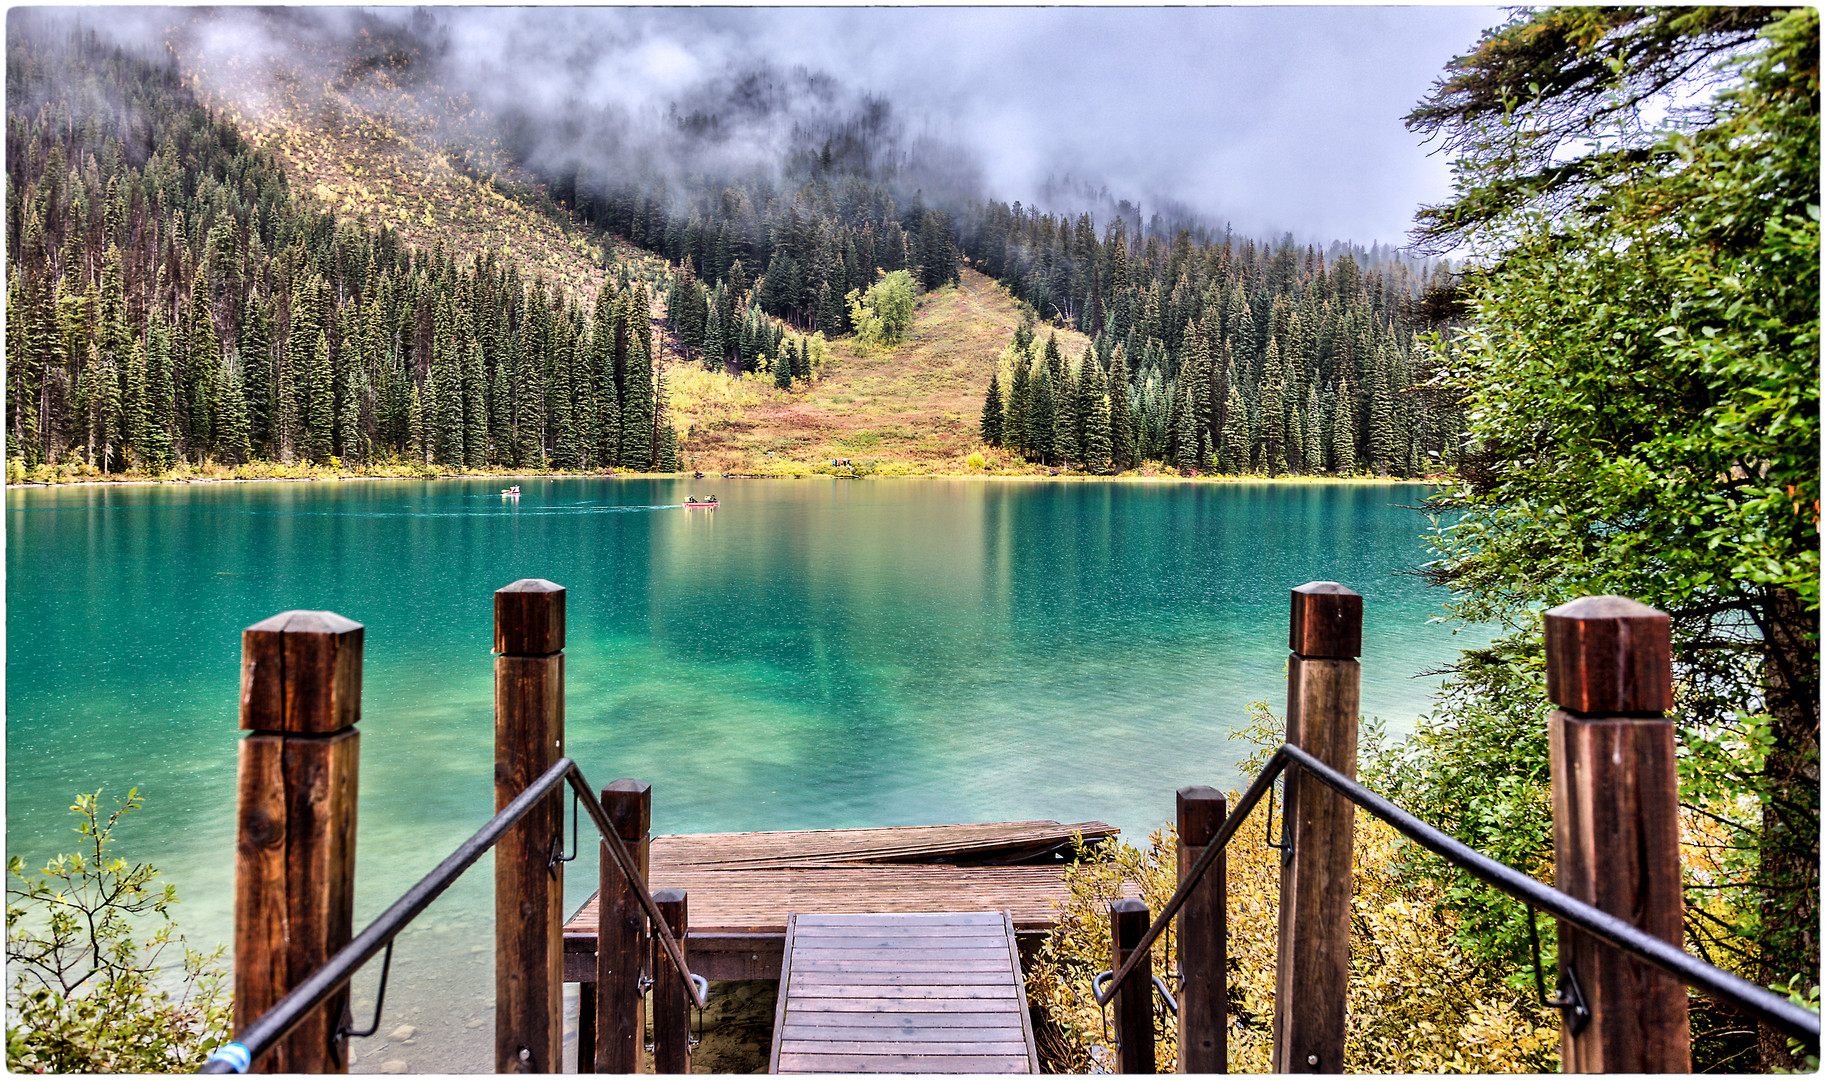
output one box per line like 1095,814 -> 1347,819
7,468 -> 1451,491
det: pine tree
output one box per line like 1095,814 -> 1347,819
1259,338 -> 1286,475
775,338 -> 796,390
302,332 -> 333,463
981,370 -> 1004,447
240,297 -> 273,457
1028,365 -> 1056,464
1303,384 -> 1324,474
1107,348 -> 1135,471
465,341 -> 488,468
702,299 -> 724,372
1163,375 -> 1187,465
142,323 -> 176,472
1172,385 -> 1197,473
620,335 -> 655,470
653,360 -> 679,471
1085,393 -> 1113,473
1369,342 -> 1397,474
409,378 -> 429,464
1331,376 -> 1357,475
1055,364 -> 1081,467
217,353 -> 253,464
1008,358 -> 1031,458
336,365 -> 362,463
1222,382 -> 1249,474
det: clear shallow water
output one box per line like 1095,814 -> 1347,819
5,477 -> 1475,1068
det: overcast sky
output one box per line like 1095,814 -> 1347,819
654,7 -> 1508,245
36,5 -> 1507,248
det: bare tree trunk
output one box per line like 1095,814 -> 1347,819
1758,585 -> 1819,1070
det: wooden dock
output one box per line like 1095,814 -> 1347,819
770,912 -> 1039,1074
562,820 -> 1116,981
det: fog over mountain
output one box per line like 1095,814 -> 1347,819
17,5 -> 1501,245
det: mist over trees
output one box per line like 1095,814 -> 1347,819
5,22 -> 694,475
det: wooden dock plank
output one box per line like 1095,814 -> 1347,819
562,821 -> 1131,984
776,1052 -> 1032,1073
771,912 -> 1037,1074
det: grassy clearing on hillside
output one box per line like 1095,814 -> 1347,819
679,268 -> 1092,475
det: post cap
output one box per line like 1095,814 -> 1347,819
1290,582 -> 1362,658
494,579 -> 565,655
1544,595 -> 1673,714
602,780 -> 652,841
1176,786 -> 1227,847
241,610 -> 364,733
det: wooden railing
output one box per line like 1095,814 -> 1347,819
1095,582 -> 1821,1073
207,580 -> 703,1075
208,577 -> 1818,1074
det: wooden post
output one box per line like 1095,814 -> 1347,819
596,780 -> 651,1073
1545,596 -> 1689,1072
495,579 -> 566,1074
1272,581 -> 1361,1074
1111,898 -> 1155,1074
1177,786 -> 1227,1074
235,610 -> 363,1073
652,889 -> 692,1075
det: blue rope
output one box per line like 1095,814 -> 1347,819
206,1043 -> 252,1073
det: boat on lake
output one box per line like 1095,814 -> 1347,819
502,485 -> 520,498
683,495 -> 719,508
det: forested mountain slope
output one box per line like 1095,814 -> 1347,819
6,11 -> 1461,482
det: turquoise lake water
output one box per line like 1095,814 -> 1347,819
4,477 -> 1474,1068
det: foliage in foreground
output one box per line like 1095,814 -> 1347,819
6,790 -> 231,1073
1405,8 -> 1819,1067
1024,707 -> 1557,1073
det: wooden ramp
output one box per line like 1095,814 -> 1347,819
770,912 -> 1039,1074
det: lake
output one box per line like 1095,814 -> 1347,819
5,476 -> 1473,1069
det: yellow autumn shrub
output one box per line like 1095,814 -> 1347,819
1026,731 -> 1559,1073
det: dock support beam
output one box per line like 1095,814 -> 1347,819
495,579 -> 567,1073
596,780 -> 652,1073
1545,597 -> 1689,1071
652,889 -> 693,1075
1111,898 -> 1155,1073
1177,786 -> 1227,1073
1271,582 -> 1361,1073
234,611 -> 363,1074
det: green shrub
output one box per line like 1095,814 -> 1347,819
6,790 -> 232,1072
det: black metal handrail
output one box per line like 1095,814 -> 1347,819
1093,744 -> 1821,1050
200,757 -> 706,1073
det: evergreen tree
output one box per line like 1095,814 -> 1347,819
620,335 -> 655,470
1107,348 -> 1135,471
1369,343 -> 1398,474
1172,385 -> 1197,473
465,342 -> 488,468
1222,382 -> 1249,474
1085,393 -> 1113,473
217,353 -> 253,465
1008,357 -> 1031,458
1259,338 -> 1286,475
980,370 -> 1004,447
1054,364 -> 1081,467
775,338 -> 796,390
653,360 -> 679,471
1028,365 -> 1056,464
1303,384 -> 1324,473
301,331 -> 333,463
141,323 -> 175,472
1331,376 -> 1357,475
